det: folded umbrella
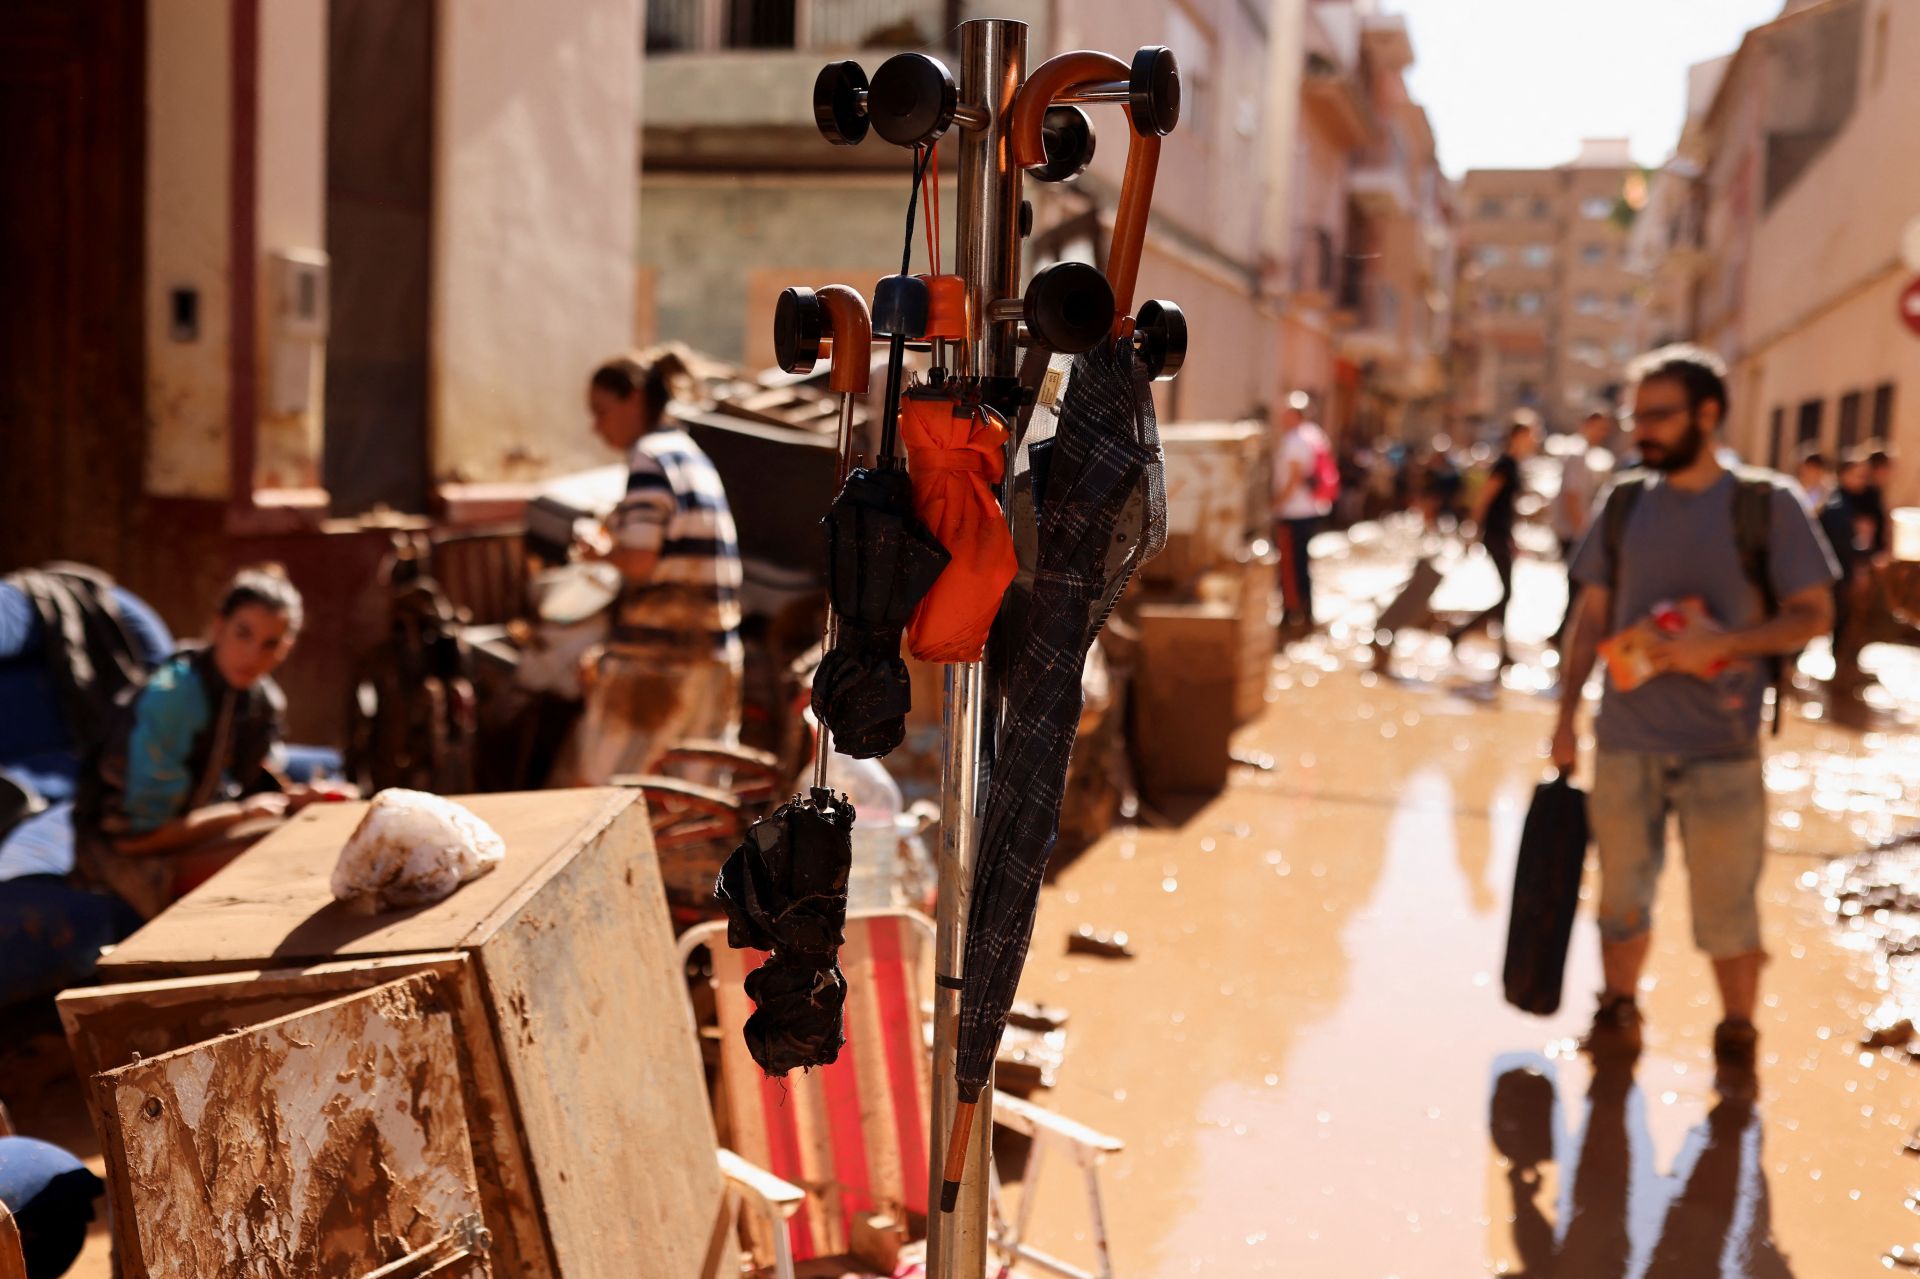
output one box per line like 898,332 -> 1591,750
902,391 -> 1018,663
939,337 -> 1165,1208
811,467 -> 951,759
715,784 -> 859,1074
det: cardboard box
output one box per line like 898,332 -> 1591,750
1133,602 -> 1238,799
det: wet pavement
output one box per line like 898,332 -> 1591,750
1014,518 -> 1920,1277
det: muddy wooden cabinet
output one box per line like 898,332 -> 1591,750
59,789 -> 725,1279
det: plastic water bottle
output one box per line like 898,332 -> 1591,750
825,753 -> 904,910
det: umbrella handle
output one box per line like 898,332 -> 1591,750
817,285 -> 874,396
938,1099 -> 979,1213
1010,48 -> 1177,339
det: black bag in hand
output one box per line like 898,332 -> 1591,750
1502,773 -> 1590,1016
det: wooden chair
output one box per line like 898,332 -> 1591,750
679,909 -> 1123,1279
430,526 -> 530,627
620,741 -> 788,926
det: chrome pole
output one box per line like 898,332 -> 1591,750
929,17 -> 1025,1279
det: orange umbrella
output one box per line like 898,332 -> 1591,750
900,390 -> 1017,663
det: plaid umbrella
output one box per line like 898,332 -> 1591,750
939,338 -> 1166,1207
714,784 -> 858,1074
811,466 -> 951,758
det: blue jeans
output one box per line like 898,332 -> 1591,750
1279,517 -> 1320,625
1590,750 -> 1766,958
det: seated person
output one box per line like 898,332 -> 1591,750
73,566 -> 349,919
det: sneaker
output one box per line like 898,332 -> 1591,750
1580,992 -> 1643,1058
1713,1017 -> 1759,1068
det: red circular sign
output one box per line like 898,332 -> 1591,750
1903,277 -> 1920,336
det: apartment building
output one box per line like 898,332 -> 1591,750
1452,140 -> 1641,437
637,0 -> 1302,424
1282,0 -> 1450,446
1629,0 -> 1914,503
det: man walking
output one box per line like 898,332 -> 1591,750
1554,345 -> 1837,1081
1272,392 -> 1334,634
1449,412 -> 1539,667
1550,408 -> 1614,644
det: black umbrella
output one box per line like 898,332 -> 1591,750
938,337 -> 1165,1207
714,784 -> 859,1074
811,466 -> 950,758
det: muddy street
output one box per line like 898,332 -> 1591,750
1012,526 -> 1920,1277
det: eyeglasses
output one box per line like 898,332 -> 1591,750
1618,405 -> 1690,429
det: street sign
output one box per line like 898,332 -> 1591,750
1903,277 -> 1920,337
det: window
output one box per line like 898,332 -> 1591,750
1479,197 -> 1505,218
1617,292 -> 1637,316
1872,382 -> 1896,442
1483,291 -> 1505,312
1769,407 -> 1786,469
1838,390 -> 1864,452
1581,196 -> 1614,220
1565,384 -> 1590,406
1612,338 -> 1636,362
1571,340 -> 1604,367
1582,243 -> 1608,265
1797,399 -> 1825,449
1575,292 -> 1603,315
1522,244 -> 1553,268
1531,197 -> 1552,219
1517,381 -> 1540,405
1515,292 -> 1543,315
1476,245 -> 1508,268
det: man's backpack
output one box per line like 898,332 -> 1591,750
1601,468 -> 1790,733
1310,440 -> 1341,507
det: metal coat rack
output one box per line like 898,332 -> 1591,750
772,18 -> 1185,1276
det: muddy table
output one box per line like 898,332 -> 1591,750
58,788 -> 723,1279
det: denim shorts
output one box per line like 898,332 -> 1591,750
1590,750 -> 1767,958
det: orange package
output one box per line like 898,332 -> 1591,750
1599,596 -> 1727,691
901,393 -> 1018,663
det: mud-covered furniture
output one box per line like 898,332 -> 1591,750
58,789 -> 727,1279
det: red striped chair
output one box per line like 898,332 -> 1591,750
679,909 -> 1123,1279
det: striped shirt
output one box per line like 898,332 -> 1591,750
609,426 -> 744,661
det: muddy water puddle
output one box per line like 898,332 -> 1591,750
1012,522 -> 1920,1275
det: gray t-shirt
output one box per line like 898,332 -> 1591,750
1569,470 -> 1838,756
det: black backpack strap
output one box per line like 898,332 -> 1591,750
1731,471 -> 1787,734
1601,472 -> 1649,604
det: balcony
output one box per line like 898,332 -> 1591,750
1349,134 -> 1414,219
646,0 -> 959,54
1336,278 -> 1404,363
1290,225 -> 1341,307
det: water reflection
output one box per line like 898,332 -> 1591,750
1490,1054 -> 1793,1278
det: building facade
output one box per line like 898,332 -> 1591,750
1281,0 -> 1451,448
1630,0 -> 1915,504
1452,140 -> 1641,438
636,0 -> 1303,426
2,0 -> 642,734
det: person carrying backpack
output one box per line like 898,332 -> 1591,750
1272,391 -> 1337,634
1553,345 -> 1838,1085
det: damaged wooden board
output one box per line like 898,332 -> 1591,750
61,955 -> 549,1279
97,789 -> 640,976
94,973 -> 490,1279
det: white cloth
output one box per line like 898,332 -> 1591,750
1273,423 -> 1332,520
1552,447 -> 1602,541
331,790 -> 505,912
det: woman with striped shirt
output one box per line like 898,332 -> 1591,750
559,348 -> 745,785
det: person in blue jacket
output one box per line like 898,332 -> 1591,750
74,566 -> 347,918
